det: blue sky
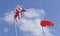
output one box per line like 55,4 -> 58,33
0,0 -> 60,36
42,0 -> 60,36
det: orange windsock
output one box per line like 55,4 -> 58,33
40,20 -> 55,27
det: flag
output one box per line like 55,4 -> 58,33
14,5 -> 26,22
14,6 -> 21,22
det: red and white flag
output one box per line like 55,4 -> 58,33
14,6 -> 21,22
14,5 -> 26,22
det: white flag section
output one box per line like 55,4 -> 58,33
3,8 -> 54,36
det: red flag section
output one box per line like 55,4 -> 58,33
40,20 -> 55,27
14,9 -> 19,19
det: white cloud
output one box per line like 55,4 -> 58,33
23,9 -> 45,19
1,8 -> 53,36
2,11 -> 14,24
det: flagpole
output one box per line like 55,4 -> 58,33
42,27 -> 45,36
14,19 -> 18,36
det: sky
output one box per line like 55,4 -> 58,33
0,0 -> 60,36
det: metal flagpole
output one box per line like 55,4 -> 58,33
14,19 -> 18,36
42,27 -> 45,36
